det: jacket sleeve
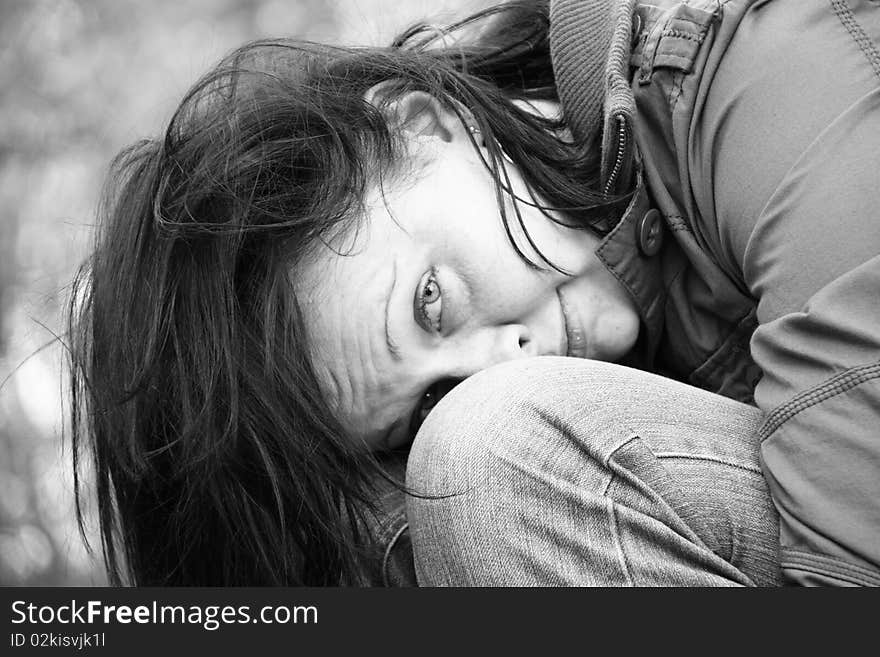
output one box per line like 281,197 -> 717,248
743,87 -> 880,586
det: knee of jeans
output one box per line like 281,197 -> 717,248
407,359 -> 534,492
403,358 -> 631,584
404,357 -> 618,497
404,360 -> 562,582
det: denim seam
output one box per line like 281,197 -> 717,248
381,521 -> 411,587
602,436 -> 641,472
830,0 -> 880,81
604,434 -> 698,519
603,435 -> 641,585
654,452 -> 762,476
758,362 -> 880,441
607,435 -> 748,576
607,498 -> 635,586
601,434 -> 641,492
782,549 -> 880,586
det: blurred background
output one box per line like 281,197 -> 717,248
0,0 -> 489,586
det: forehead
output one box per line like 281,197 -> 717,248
295,187 -> 405,304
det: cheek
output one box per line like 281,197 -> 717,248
561,262 -> 640,360
588,281 -> 641,359
596,305 -> 641,358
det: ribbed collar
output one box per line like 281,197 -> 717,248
550,0 -> 638,187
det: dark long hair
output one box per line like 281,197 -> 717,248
69,0 -> 619,586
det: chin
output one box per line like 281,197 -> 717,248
590,314 -> 640,362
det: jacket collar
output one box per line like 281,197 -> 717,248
550,0 -> 638,192
549,0 -> 666,366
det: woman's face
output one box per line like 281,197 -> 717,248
295,94 -> 640,450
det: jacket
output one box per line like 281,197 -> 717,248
374,0 -> 880,587
551,0 -> 880,585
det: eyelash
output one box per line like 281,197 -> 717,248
417,267 -> 443,333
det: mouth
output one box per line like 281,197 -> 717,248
557,287 -> 587,358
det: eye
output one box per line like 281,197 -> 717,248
415,267 -> 443,333
417,384 -> 441,423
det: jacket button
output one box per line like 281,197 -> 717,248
636,208 -> 663,256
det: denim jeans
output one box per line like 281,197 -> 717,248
405,357 -> 782,586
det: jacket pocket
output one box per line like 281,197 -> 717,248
635,1 -> 722,85
688,307 -> 761,404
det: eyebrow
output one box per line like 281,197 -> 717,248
384,259 -> 403,361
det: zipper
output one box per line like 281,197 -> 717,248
603,115 -> 628,196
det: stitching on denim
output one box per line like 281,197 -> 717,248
759,362 -> 880,441
830,0 -> 880,81
607,499 -> 635,586
782,549 -> 880,586
726,500 -> 742,576
602,434 -> 641,473
654,452 -> 763,476
381,521 -> 410,587
604,434 -> 668,522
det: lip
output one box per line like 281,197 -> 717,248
557,287 -> 587,358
